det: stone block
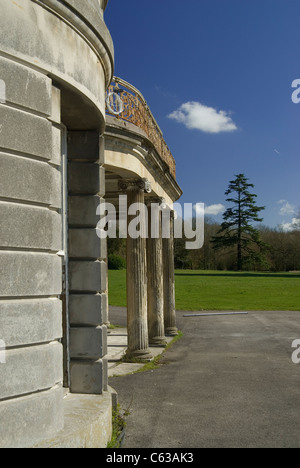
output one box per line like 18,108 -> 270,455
67,131 -> 99,161
0,56 -> 52,116
68,162 -> 99,194
50,86 -> 61,124
0,342 -> 63,400
99,165 -> 105,197
0,299 -> 62,347
70,359 -> 108,394
70,326 -> 107,360
68,228 -> 106,259
50,166 -> 62,209
69,260 -> 106,292
0,202 -> 61,251
99,135 -> 105,164
0,153 -> 56,205
0,106 -> 52,159
68,195 -> 100,227
51,125 -> 62,167
0,386 -> 64,448
69,294 -> 108,326
0,252 -> 62,297
35,391 -> 113,448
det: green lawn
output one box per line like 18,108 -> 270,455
108,270 -> 300,311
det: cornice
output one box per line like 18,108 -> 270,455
105,121 -> 183,202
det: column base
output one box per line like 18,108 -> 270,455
149,336 -> 168,347
165,327 -> 178,337
124,348 -> 153,363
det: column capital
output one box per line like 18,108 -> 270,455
145,196 -> 166,207
118,178 -> 152,194
161,204 -> 176,219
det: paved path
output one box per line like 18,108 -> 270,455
108,308 -> 300,448
107,327 -> 173,377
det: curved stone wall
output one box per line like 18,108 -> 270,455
0,0 -> 113,448
0,0 -> 114,131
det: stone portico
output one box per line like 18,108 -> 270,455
0,3 -> 182,448
104,77 -> 182,364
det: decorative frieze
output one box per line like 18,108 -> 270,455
118,178 -> 152,194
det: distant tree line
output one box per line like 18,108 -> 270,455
106,171 -> 300,272
106,220 -> 300,272
174,173 -> 300,272
174,218 -> 300,272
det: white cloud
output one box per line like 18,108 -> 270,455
194,203 -> 225,216
168,101 -> 238,134
277,200 -> 295,216
280,218 -> 300,232
205,204 -> 226,215
194,203 -> 205,217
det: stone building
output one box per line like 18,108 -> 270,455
0,1 -> 182,448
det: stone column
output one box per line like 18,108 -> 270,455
119,179 -> 153,361
146,198 -> 167,347
162,208 -> 178,336
68,133 -> 108,394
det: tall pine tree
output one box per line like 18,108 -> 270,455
211,174 -> 268,271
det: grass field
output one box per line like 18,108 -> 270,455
108,270 -> 300,311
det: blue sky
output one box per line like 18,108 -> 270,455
105,0 -> 300,230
